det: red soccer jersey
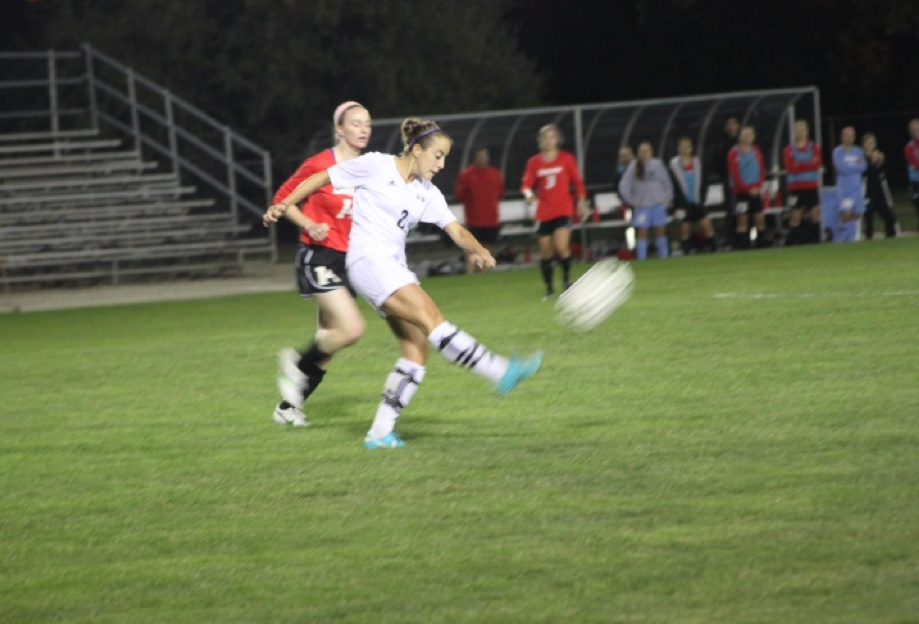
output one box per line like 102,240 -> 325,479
520,150 -> 586,222
454,164 -> 505,227
783,141 -> 823,191
273,149 -> 353,252
905,139 -> 919,170
727,144 -> 766,194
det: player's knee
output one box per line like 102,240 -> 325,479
340,316 -> 365,347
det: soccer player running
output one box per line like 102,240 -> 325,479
271,102 -> 371,427
726,126 -> 767,250
454,146 -> 505,274
904,118 -> 919,230
832,126 -> 867,243
618,142 -> 673,260
668,136 -> 716,254
521,124 -> 589,301
783,120 -> 823,245
265,118 -> 542,449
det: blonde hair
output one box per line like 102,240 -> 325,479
538,123 -> 564,146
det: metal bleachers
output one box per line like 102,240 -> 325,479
0,47 -> 277,289
0,132 -> 267,286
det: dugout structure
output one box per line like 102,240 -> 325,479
306,87 -> 821,251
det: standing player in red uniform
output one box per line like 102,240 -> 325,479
272,102 -> 371,427
520,124 -> 588,300
454,146 -> 505,274
782,120 -> 823,245
727,126 -> 767,250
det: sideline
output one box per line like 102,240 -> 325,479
714,290 -> 919,300
0,261 -> 295,314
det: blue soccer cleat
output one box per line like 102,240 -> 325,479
363,431 -> 406,450
495,351 -> 544,397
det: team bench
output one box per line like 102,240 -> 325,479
405,182 -> 788,250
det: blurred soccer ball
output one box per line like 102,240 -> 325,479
555,259 -> 635,332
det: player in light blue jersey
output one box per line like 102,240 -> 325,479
669,136 -> 716,254
832,126 -> 867,243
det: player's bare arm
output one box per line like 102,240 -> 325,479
443,221 -> 496,270
262,200 -> 323,237
522,187 -> 535,205
263,170 -> 333,241
577,195 -> 589,220
265,171 -> 333,222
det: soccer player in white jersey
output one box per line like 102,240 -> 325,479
265,118 -> 543,449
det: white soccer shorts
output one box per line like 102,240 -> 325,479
347,254 -> 420,309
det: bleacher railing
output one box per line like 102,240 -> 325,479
0,45 -> 276,260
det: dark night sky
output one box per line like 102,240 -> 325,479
505,0 -> 919,118
3,0 -> 917,118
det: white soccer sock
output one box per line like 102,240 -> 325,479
428,321 -> 509,384
368,358 -> 425,438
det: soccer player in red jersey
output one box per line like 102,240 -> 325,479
271,102 -> 371,427
782,120 -> 823,245
520,124 -> 588,300
454,146 -> 505,274
727,126 -> 767,250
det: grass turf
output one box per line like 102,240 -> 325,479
1,238 -> 918,623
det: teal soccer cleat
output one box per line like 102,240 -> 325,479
363,432 -> 406,449
495,351 -> 544,397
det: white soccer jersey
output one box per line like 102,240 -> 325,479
328,152 -> 457,266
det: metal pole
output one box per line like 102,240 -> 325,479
48,49 -> 60,157
126,68 -> 141,153
224,127 -> 239,224
813,88 -> 825,242
460,116 -> 488,171
82,44 -> 99,132
264,150 -> 277,263
573,107 -> 589,257
164,90 -> 180,180
658,102 -> 687,158
813,88 -> 823,152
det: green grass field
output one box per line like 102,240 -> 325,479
2,239 -> 918,623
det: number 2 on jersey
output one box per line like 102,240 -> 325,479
337,198 -> 353,219
397,209 -> 409,230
